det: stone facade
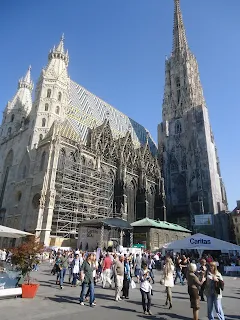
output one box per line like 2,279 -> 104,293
133,226 -> 190,251
158,0 -> 228,228
0,37 -> 165,246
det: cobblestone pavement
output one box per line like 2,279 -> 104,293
0,264 -> 239,320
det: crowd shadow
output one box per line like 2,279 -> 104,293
225,316 -> 240,320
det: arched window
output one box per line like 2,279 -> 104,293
32,194 -> 41,209
55,106 -> 60,115
170,159 -> 178,172
45,103 -> 49,111
47,89 -> 51,98
58,92 -> 62,102
40,151 -> 46,171
7,127 -> 12,136
175,121 -> 182,134
16,191 -> 22,202
11,114 -> 15,122
181,157 -> 187,171
39,134 -> 43,141
42,118 -> 46,127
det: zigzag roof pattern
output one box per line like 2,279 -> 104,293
67,80 -> 158,156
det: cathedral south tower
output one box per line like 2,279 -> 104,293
158,0 -> 228,228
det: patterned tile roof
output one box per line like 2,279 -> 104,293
68,80 -> 158,156
131,218 -> 191,233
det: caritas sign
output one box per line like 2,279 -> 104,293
190,238 -> 211,245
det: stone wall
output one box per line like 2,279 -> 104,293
133,226 -> 190,251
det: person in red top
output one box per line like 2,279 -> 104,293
206,255 -> 213,264
102,253 -> 112,288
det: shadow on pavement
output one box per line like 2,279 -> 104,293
157,312 -> 192,320
225,316 -> 240,320
45,295 -> 79,305
102,305 -> 137,313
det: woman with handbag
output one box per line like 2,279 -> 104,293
163,257 -> 175,309
204,262 -> 225,320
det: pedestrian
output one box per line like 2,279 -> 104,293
197,258 -> 207,301
114,255 -> 124,301
102,253 -> 112,288
163,257 -> 174,309
122,257 -> 131,299
134,253 -> 142,283
204,262 -> 225,320
71,254 -> 80,287
79,253 -> 96,307
187,263 -> 206,320
139,262 -> 152,315
174,257 -> 184,285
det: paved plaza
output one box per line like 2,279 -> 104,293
0,264 -> 239,320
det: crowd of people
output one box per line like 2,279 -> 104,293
47,248 -> 227,319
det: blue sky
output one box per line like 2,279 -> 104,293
0,0 -> 239,210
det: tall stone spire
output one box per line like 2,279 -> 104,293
172,0 -> 188,54
158,0 -> 228,229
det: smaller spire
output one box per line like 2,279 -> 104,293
18,66 -> 33,91
48,34 -> 69,66
24,65 -> 31,83
56,34 -> 65,53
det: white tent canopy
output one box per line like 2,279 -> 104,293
0,225 -> 33,238
164,233 -> 240,257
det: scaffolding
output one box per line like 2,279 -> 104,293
52,154 -> 114,238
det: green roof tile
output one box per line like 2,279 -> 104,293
131,218 -> 191,233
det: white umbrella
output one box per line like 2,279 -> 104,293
0,225 -> 33,238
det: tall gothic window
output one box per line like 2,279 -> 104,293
40,151 -> 46,171
127,180 -> 136,223
170,159 -> 178,172
22,166 -> 27,179
45,103 -> 49,111
39,134 -> 43,142
58,149 -> 66,170
7,127 -> 12,136
42,118 -> 46,127
175,121 -> 182,134
47,89 -> 51,98
55,106 -> 60,115
11,114 -> 15,122
176,77 -> 181,104
58,92 -> 62,102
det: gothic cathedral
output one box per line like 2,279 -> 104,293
0,37 -> 165,246
158,0 -> 228,228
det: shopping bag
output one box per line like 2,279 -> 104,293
131,279 -> 136,289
